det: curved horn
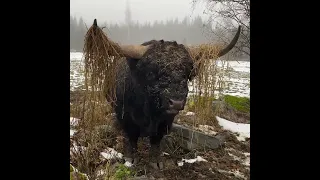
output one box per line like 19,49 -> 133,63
188,25 -> 242,61
187,26 -> 241,80
118,45 -> 151,59
217,25 -> 241,57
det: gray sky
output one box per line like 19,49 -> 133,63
70,0 -> 209,25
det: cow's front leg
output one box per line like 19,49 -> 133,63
149,134 -> 164,169
123,134 -> 139,165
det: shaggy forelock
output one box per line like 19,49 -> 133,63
134,40 -> 193,101
138,40 -> 193,77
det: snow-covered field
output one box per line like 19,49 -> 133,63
70,53 -> 85,91
70,52 -> 250,98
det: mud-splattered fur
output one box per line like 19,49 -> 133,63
113,40 -> 194,166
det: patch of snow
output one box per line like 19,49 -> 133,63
243,153 -> 250,167
70,129 -> 76,137
197,125 -> 217,135
186,111 -> 195,116
216,60 -> 250,73
225,147 -> 236,151
70,117 -> 80,126
97,169 -> 105,176
71,142 -> 86,151
70,144 -> 87,156
100,147 -> 123,160
226,78 -> 250,84
124,161 -> 133,167
162,152 -> 170,156
243,157 -> 250,167
177,156 -> 208,166
70,52 -> 84,61
177,161 -> 184,167
184,159 -> 197,164
216,116 -> 250,141
233,67 -> 250,73
236,135 -> 248,142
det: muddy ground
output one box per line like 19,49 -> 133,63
71,113 -> 249,180
127,132 -> 250,180
126,112 -> 250,180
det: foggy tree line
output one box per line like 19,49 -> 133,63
70,0 -> 249,60
70,17 -> 247,60
70,15 -> 216,51
70,16 -> 87,51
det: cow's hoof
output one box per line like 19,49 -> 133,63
149,162 -> 164,170
124,157 -> 139,165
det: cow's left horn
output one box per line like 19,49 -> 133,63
188,25 -> 241,60
217,25 -> 241,57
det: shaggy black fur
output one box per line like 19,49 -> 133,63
113,40 -> 194,168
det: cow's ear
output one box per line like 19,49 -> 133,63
126,57 -> 139,71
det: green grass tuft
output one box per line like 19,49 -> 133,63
114,164 -> 134,180
224,95 -> 250,113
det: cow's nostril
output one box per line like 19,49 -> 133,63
168,99 -> 185,110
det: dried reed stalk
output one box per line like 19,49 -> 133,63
187,44 -> 226,124
81,19 -> 123,128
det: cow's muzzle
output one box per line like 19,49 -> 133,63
165,99 -> 185,115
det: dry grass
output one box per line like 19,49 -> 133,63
70,110 -> 122,179
83,19 -> 122,112
71,20 -> 123,139
70,20 -> 126,179
187,44 -> 230,125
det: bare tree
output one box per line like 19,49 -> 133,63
192,0 -> 250,57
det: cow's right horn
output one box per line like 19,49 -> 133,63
118,45 -> 151,59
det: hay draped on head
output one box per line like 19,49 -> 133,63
185,44 -> 223,123
187,44 -> 222,78
83,19 -> 123,103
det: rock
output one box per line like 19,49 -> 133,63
166,123 -> 225,151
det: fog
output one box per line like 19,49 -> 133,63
70,0 -> 209,25
70,0 -> 249,60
